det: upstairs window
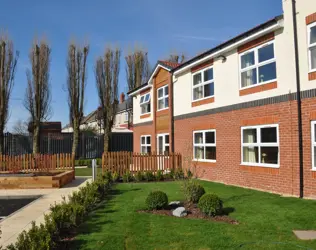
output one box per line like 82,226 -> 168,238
240,41 -> 277,88
157,85 -> 169,110
308,23 -> 316,72
192,67 -> 214,101
193,130 -> 216,162
241,124 -> 279,167
140,93 -> 151,115
141,135 -> 151,154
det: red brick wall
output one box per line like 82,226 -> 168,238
174,99 -> 303,197
133,123 -> 155,153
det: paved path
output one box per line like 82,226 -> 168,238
0,177 -> 91,248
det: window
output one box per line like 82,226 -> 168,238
241,124 -> 279,167
311,121 -> 316,169
192,67 -> 214,101
141,135 -> 151,154
157,134 -> 169,155
308,23 -> 316,72
140,93 -> 151,115
193,130 -> 216,162
157,85 -> 169,110
125,112 -> 128,122
240,41 -> 277,88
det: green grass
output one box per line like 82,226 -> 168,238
71,181 -> 316,250
75,167 -> 92,176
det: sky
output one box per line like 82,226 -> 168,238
0,0 -> 282,131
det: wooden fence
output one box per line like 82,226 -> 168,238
102,152 -> 182,175
0,153 -> 75,172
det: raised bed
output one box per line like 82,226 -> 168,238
0,170 -> 75,189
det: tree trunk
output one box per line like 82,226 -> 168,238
72,120 -> 79,157
103,128 -> 110,153
32,124 -> 40,154
0,130 -> 4,155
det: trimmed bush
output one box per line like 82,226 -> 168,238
145,191 -> 168,210
174,168 -> 185,180
198,193 -> 223,216
144,171 -> 155,182
156,170 -> 164,181
122,171 -> 133,183
112,172 -> 119,182
135,171 -> 144,182
183,180 -> 205,203
6,221 -> 54,250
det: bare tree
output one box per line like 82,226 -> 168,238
12,119 -> 29,135
168,53 -> 186,64
24,39 -> 52,154
125,48 -> 150,91
95,47 -> 121,152
66,43 -> 89,155
0,35 -> 19,154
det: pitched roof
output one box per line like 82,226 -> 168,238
172,15 -> 283,73
158,60 -> 181,69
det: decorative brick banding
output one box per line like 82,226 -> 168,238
140,113 -> 150,119
306,12 -> 316,25
239,82 -> 277,96
238,32 -> 274,53
191,60 -> 214,73
192,97 -> 215,107
309,72 -> 316,81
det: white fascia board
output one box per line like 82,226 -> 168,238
173,20 -> 284,76
147,64 -> 171,84
127,84 -> 152,97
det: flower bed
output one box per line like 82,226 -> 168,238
0,170 -> 74,189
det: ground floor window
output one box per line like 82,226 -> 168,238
141,135 -> 151,154
311,121 -> 316,169
193,129 -> 216,162
157,134 -> 169,155
241,124 -> 279,167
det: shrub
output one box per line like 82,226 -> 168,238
144,171 -> 155,182
6,221 -> 54,250
165,169 -> 174,180
183,180 -> 205,203
156,170 -> 164,181
174,168 -> 185,180
198,193 -> 223,216
85,159 -> 92,168
134,171 -> 143,182
186,169 -> 193,179
112,172 -> 119,182
122,171 -> 133,183
48,202 -> 85,237
145,191 -> 168,210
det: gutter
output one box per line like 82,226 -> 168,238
127,83 -> 152,97
291,0 -> 304,198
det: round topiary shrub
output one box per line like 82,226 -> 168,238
198,193 -> 223,216
145,191 -> 168,210
183,180 -> 205,203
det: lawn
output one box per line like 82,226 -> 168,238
75,167 -> 92,176
71,181 -> 316,250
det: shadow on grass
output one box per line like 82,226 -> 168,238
222,207 -> 235,215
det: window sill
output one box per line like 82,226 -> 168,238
140,113 -> 151,119
239,81 -> 277,96
191,96 -> 215,107
157,107 -> 169,112
192,160 -> 216,167
240,163 -> 279,169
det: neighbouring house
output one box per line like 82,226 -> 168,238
62,92 -> 133,134
128,0 -> 316,198
28,122 -> 62,135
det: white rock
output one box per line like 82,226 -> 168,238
172,207 -> 187,217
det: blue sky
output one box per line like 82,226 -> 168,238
0,0 -> 282,131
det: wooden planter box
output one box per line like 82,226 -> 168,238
0,170 -> 75,189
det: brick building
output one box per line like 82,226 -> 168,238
128,0 -> 316,198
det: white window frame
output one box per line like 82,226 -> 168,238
157,85 -> 169,111
193,129 -> 216,162
241,124 -> 279,168
239,40 -> 276,90
140,93 -> 151,115
140,135 -> 151,154
157,133 -> 170,154
191,66 -> 214,102
308,22 -> 316,73
311,121 -> 316,170
124,112 -> 128,122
